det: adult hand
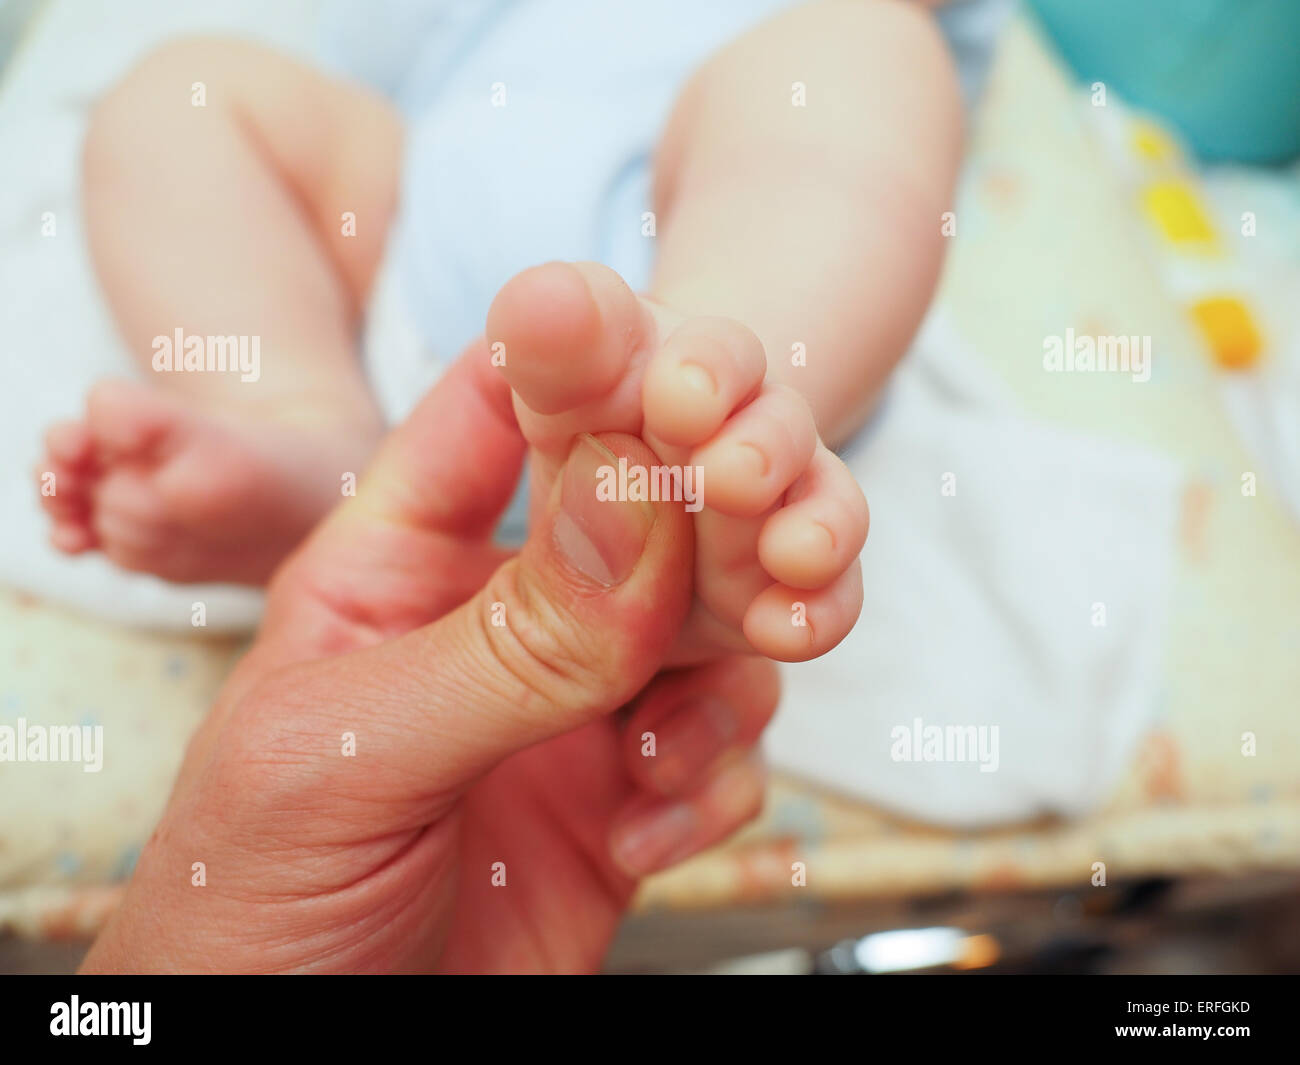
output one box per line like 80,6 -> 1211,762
82,345 -> 778,973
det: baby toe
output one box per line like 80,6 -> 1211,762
45,420 -> 95,468
35,456 -> 83,513
49,522 -> 97,554
691,384 -> 816,518
758,447 -> 868,589
742,563 -> 863,662
642,317 -> 766,448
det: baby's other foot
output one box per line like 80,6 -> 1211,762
488,261 -> 867,663
36,380 -> 381,584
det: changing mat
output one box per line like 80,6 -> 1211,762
4,8 -> 1299,937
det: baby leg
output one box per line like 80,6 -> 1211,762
40,37 -> 401,583
649,0 -> 963,445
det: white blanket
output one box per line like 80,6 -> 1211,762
766,313 -> 1184,826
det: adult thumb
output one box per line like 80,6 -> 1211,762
302,431 -> 694,795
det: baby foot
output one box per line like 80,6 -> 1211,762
488,261 -> 867,663
36,380 -> 381,584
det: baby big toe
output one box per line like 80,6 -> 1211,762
487,261 -> 648,416
86,380 -> 183,461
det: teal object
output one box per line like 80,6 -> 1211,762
1026,0 -> 1300,165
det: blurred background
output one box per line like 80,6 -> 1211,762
1,0 -> 1297,973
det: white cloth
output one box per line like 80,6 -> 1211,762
765,312 -> 1185,826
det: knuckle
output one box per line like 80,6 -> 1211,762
477,562 -> 614,715
208,667 -> 343,820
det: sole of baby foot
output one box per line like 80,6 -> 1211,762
37,379 -> 383,585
